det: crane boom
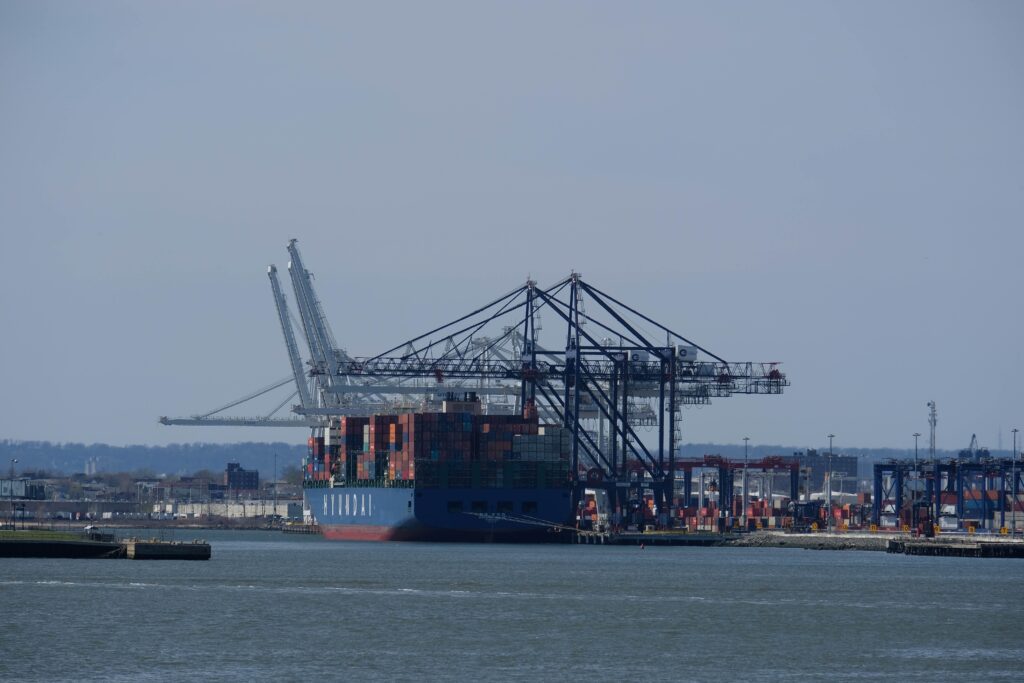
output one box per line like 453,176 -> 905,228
268,264 -> 313,410
286,239 -> 342,407
159,416 -> 315,427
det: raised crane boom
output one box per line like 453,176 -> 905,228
286,239 -> 339,372
286,239 -> 342,407
268,264 -> 313,411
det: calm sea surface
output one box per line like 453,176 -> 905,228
2,530 -> 1022,681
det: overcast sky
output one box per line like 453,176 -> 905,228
1,2 -> 1022,453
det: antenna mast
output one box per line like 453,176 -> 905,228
927,400 -> 937,459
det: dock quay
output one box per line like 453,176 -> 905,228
122,538 -> 212,560
0,530 -> 210,560
574,528 -> 889,549
575,529 -> 732,546
574,528 -> 1024,555
0,533 -> 122,558
886,538 -> 1024,558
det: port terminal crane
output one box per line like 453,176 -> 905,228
320,271 -> 788,513
870,406 -> 1021,534
162,242 -> 789,516
162,241 -> 571,427
161,240 -> 433,427
873,453 -> 1023,533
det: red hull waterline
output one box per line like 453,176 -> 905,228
320,524 -> 413,542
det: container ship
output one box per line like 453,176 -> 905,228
303,393 -> 573,541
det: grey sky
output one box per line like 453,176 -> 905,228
1,2 -> 1022,453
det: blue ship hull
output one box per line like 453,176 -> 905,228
305,486 -> 572,542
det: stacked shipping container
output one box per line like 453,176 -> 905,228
305,435 -> 329,482
304,410 -> 571,489
339,416 -> 368,481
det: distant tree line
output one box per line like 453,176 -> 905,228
0,440 -> 307,478
2,439 -> 1008,482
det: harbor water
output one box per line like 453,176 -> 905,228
2,530 -> 1023,681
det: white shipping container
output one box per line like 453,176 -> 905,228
676,345 -> 699,361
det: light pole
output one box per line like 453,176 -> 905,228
273,452 -> 279,527
827,435 -> 835,533
9,458 -> 17,529
742,437 -> 750,530
912,432 -> 921,527
1012,428 -> 1019,537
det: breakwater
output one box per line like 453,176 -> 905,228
886,538 -> 1024,558
0,530 -> 210,560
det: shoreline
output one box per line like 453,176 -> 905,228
724,530 -> 1024,554
8,523 -> 1022,556
724,531 -> 893,551
9,520 -> 293,532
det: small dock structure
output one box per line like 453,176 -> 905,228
0,530 -> 211,560
123,538 -> 211,560
886,538 -> 1024,558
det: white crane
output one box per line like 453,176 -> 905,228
162,241 -> 565,428
285,239 -> 342,407
268,264 -> 313,411
158,375 -> 314,427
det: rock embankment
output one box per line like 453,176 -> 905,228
725,531 -> 891,552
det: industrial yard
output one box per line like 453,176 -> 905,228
148,241 -> 1023,548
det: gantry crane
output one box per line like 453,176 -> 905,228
161,240 -> 525,427
162,243 -> 788,515
268,264 -> 313,411
317,272 -> 787,511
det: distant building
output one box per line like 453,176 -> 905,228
225,463 -> 259,496
0,479 -> 47,501
793,449 -> 858,495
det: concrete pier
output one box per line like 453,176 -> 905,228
124,539 -> 211,560
0,536 -> 123,558
574,528 -> 1024,555
887,538 -> 1024,558
0,530 -> 210,560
